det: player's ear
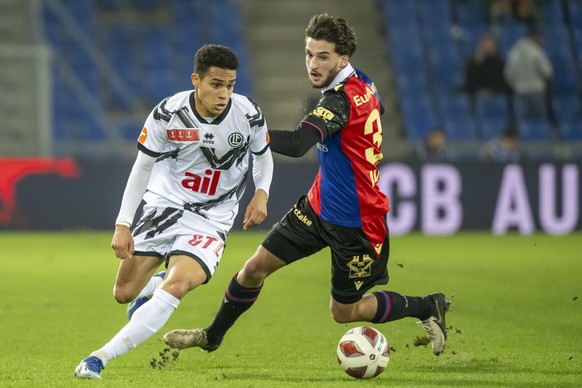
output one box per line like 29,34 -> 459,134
340,55 -> 348,68
191,73 -> 199,87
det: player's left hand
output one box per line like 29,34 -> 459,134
242,189 -> 268,230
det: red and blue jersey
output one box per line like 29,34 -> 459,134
301,65 -> 390,254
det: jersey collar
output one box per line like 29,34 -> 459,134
321,63 -> 355,93
189,91 -> 232,125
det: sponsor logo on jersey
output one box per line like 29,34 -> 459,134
312,106 -> 334,122
228,132 -> 244,148
181,169 -> 221,195
203,132 -> 215,145
138,127 -> 148,144
166,129 -> 199,142
352,85 -> 376,107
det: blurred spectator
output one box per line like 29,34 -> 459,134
504,28 -> 554,125
462,33 -> 511,97
417,129 -> 452,162
487,0 -> 541,27
481,122 -> 522,162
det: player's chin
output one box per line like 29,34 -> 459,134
309,78 -> 323,88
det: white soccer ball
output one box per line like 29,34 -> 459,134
336,326 -> 390,379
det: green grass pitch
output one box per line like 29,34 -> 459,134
1,231 -> 581,387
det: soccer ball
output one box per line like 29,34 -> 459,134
336,326 -> 390,379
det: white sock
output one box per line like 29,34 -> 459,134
96,289 -> 179,364
136,273 -> 165,299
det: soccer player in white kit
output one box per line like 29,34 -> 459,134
74,44 -> 273,379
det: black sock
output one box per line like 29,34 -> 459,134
205,273 -> 262,344
371,291 -> 434,323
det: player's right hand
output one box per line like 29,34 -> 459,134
111,224 -> 134,260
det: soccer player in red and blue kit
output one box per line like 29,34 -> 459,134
165,13 -> 451,356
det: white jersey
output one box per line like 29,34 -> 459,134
137,90 -> 269,229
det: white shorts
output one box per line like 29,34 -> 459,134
132,205 -> 229,283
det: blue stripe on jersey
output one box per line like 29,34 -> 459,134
317,130 -> 362,228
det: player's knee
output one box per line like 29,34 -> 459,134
113,284 -> 137,304
162,276 -> 202,300
240,257 -> 269,283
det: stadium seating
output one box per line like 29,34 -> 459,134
381,0 -> 582,158
480,116 -> 508,140
42,0 -> 582,158
496,23 -> 528,55
474,94 -> 510,131
560,122 -> 582,140
440,95 -> 480,139
94,0 -> 123,11
518,119 -> 553,141
42,0 -> 253,145
399,94 -> 439,140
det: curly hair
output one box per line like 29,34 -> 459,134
305,13 -> 357,57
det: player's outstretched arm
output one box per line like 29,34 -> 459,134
268,124 -> 321,157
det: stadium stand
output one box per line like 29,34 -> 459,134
37,0 -> 582,160
41,0 -> 252,156
381,0 -> 582,160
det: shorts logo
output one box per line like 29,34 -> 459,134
374,243 -> 383,256
167,129 -> 199,142
312,107 -> 334,122
347,254 -> 373,288
293,206 -> 312,226
228,132 -> 244,148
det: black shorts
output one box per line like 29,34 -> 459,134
261,196 -> 389,304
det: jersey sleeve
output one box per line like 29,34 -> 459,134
136,99 -> 171,157
301,89 -> 350,139
246,97 -> 270,155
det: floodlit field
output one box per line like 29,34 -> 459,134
1,231 -> 581,387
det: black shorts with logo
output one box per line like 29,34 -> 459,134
261,196 -> 389,304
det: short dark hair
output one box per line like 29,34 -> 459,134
503,122 -> 520,139
305,13 -> 357,57
194,44 -> 239,77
